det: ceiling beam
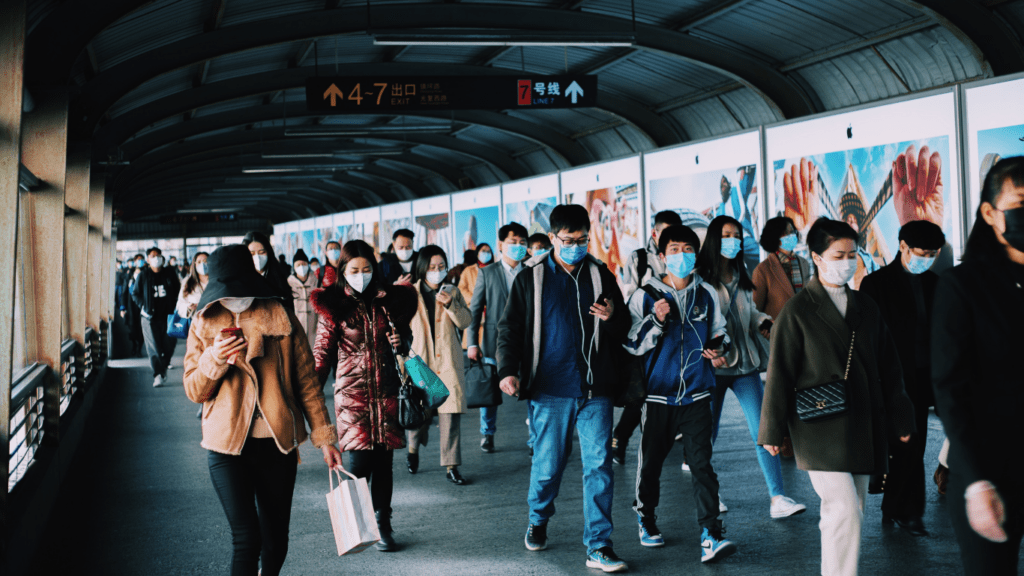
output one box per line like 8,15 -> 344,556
778,17 -> 936,72
909,0 -> 1024,75
68,4 -> 813,135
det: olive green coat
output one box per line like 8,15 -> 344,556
758,278 -> 916,474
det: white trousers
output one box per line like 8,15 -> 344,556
938,437 -> 950,467
807,471 -> 869,576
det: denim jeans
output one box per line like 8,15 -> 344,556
711,373 -> 784,498
480,405 -> 498,436
527,402 -> 536,449
528,393 -> 614,553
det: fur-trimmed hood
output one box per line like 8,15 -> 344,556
310,282 -> 417,328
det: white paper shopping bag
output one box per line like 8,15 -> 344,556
326,468 -> 380,555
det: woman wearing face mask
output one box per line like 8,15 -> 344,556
752,216 -> 812,320
759,218 -> 915,576
457,243 -> 492,308
406,245 -> 473,484
931,157 -> 1024,575
696,216 -> 806,520
287,249 -> 318,351
176,252 -> 210,319
183,244 -> 343,576
310,240 -> 418,552
243,231 -> 294,313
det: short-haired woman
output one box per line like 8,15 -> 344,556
752,216 -> 811,319
286,249 -> 318,351
759,218 -> 915,576
406,245 -> 473,485
311,240 -> 418,552
696,216 -> 806,520
183,244 -> 342,576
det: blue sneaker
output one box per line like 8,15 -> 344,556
586,547 -> 628,573
700,526 -> 736,563
637,512 -> 665,547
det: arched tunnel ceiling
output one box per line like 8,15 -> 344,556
22,0 -> 1024,223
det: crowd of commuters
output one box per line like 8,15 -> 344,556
165,156 -> 1024,575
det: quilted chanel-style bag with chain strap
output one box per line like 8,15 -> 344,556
795,331 -> 855,423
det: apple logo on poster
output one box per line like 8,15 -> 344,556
847,125 -> 853,139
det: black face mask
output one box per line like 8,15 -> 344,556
1002,207 -> 1024,253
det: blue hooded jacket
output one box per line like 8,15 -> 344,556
623,275 -> 729,406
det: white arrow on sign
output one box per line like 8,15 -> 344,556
565,81 -> 584,104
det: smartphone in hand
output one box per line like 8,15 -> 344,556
704,334 -> 725,351
221,327 -> 244,364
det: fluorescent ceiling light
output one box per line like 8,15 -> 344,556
261,149 -> 405,159
260,153 -> 335,159
284,125 -> 451,137
242,163 -> 363,174
241,167 -> 303,174
372,30 -> 635,47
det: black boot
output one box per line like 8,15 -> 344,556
375,509 -> 398,552
407,453 -> 418,474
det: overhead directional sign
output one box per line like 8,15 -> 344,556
306,76 -> 598,113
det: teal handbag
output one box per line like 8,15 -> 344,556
403,353 -> 450,409
167,310 -> 190,339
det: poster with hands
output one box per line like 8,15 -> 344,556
767,92 -> 961,289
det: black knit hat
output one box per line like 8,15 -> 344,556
196,244 -> 279,312
293,249 -> 309,265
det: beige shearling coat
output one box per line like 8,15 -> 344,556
184,298 -> 337,456
408,280 -> 472,414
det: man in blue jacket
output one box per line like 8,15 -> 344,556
497,204 -> 631,573
623,225 -> 736,563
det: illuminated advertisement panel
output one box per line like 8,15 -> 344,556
767,91 -> 961,288
312,215 -> 336,262
412,195 -> 454,258
272,223 -> 287,257
643,130 -> 763,274
379,201 -> 413,253
352,207 -> 382,258
501,174 -> 560,235
451,186 -> 501,257
297,218 -> 317,259
280,221 -> 300,262
333,212 -> 355,253
561,156 -> 642,292
964,74 -> 1024,229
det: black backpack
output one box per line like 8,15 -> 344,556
615,284 -> 668,408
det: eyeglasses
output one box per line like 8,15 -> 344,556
556,236 -> 590,247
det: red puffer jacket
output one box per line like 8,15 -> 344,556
311,282 -> 417,452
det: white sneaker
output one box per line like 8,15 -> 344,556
153,374 -> 165,387
770,496 -> 807,519
681,462 -> 690,472
719,498 -> 728,513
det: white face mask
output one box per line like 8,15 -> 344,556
148,255 -> 164,268
196,262 -> 208,276
253,254 -> 268,272
395,248 -> 414,262
311,263 -> 321,272
426,269 -> 447,286
294,264 -> 309,277
220,297 -> 254,313
345,273 -> 373,293
816,257 -> 858,286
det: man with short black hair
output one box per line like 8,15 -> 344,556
859,219 -> 946,537
380,229 -> 417,284
528,233 -> 552,258
468,222 -> 529,453
498,204 -> 631,573
131,247 -> 181,387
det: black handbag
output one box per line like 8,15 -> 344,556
383,310 -> 428,430
464,353 -> 503,409
795,331 -> 855,423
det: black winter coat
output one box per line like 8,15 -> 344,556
497,253 -> 630,400
859,259 -> 938,408
131,267 -> 181,318
932,256 -> 1024,495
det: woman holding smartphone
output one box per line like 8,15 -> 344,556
183,244 -> 342,576
406,245 -> 473,485
759,218 -> 915,576
311,240 -> 418,552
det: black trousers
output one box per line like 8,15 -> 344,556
348,447 -> 394,513
881,398 -> 930,519
613,403 -> 643,445
208,439 -> 298,576
634,399 -> 721,530
949,472 -> 1024,576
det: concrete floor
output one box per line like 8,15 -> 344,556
37,347 -> 973,575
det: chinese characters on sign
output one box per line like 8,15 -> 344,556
306,76 -> 597,113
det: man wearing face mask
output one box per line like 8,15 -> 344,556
497,205 -> 631,572
623,225 -> 734,562
467,223 -> 530,453
380,229 -> 418,285
859,220 -> 945,537
131,247 -> 182,386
